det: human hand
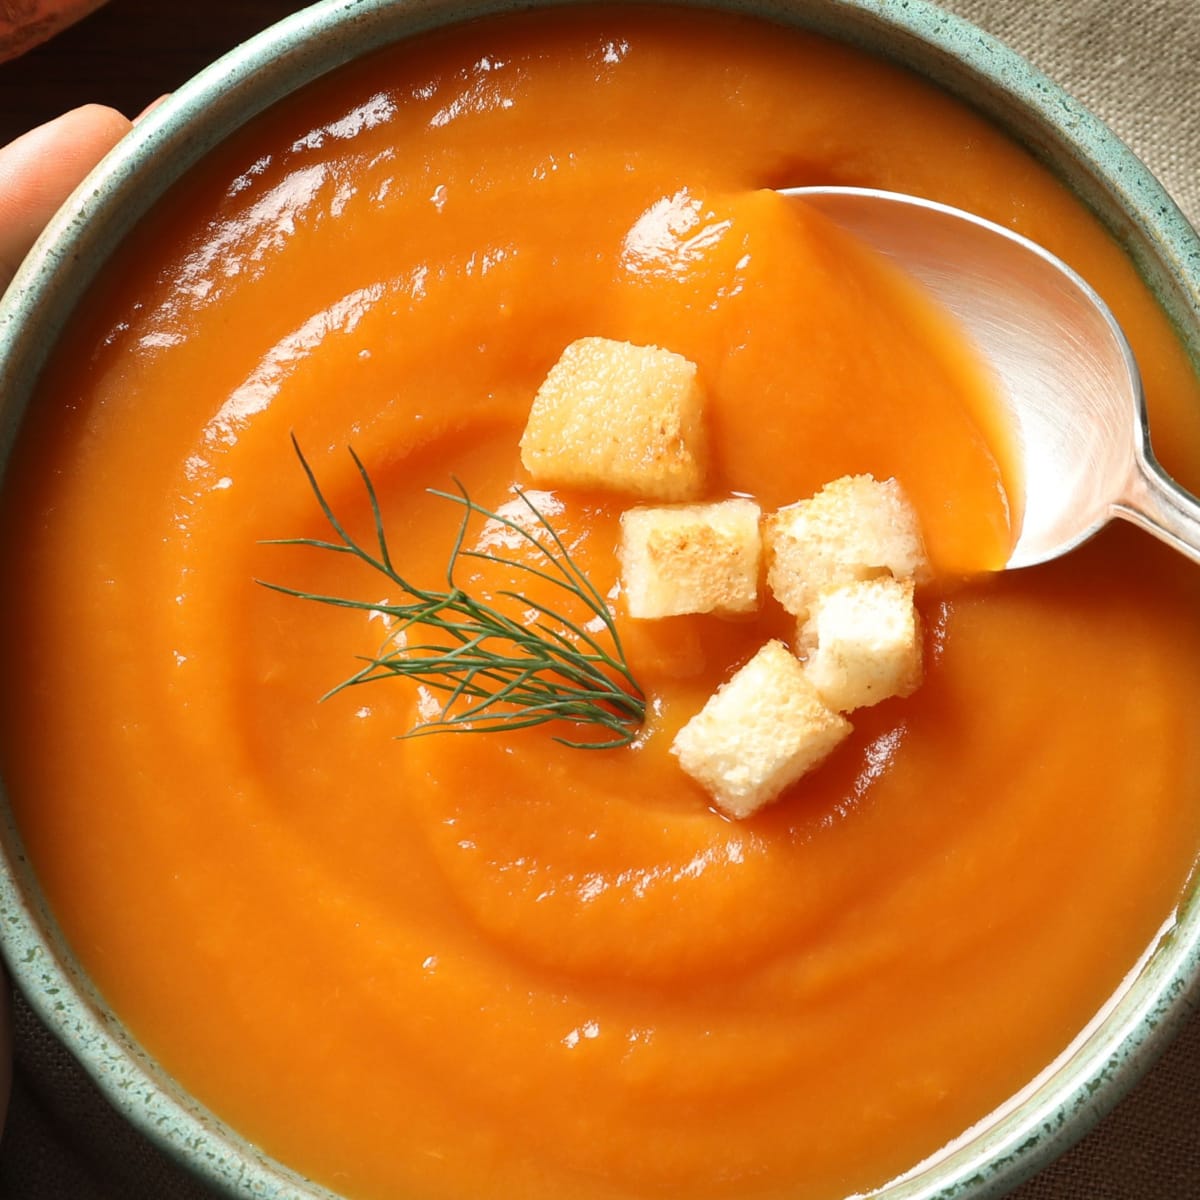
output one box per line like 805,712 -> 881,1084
0,104 -> 131,292
0,98 -> 130,1124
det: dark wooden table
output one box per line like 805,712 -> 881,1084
2,2 -> 1199,1197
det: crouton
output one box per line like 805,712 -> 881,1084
671,640 -> 852,819
765,474 -> 928,617
802,578 -> 922,712
519,337 -> 707,501
619,499 -> 761,618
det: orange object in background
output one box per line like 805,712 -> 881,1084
0,0 -> 108,62
3,8 -> 1200,1200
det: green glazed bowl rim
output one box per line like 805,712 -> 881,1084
1,2 -> 1198,1198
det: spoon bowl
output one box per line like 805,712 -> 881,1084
781,186 -> 1200,569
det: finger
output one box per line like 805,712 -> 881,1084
135,94 -> 172,123
0,104 -> 132,291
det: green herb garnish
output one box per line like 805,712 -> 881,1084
259,438 -> 645,749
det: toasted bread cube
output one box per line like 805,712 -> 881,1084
520,337 -> 707,501
765,474 -> 928,617
803,578 -> 922,712
671,640 -> 852,819
619,499 -> 761,618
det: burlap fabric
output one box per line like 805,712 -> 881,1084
951,0 -> 1200,227
1,1 -> 1198,1197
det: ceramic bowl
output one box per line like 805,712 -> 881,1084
1,2 -> 1198,1198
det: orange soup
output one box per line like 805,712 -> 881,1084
4,8 -> 1200,1200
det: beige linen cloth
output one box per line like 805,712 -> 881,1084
1,2 -> 1199,1199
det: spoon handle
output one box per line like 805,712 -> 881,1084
1116,452 -> 1200,565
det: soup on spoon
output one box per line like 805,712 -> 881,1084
785,185 -> 1200,569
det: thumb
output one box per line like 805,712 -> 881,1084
0,104 -> 132,292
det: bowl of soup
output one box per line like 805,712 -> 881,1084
1,2 -> 1199,1199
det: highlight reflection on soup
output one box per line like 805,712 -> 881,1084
3,8 -> 1200,1200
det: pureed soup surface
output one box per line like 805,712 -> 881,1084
5,7 -> 1200,1200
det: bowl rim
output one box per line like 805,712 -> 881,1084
1,2 -> 1198,1198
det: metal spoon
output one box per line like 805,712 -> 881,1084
780,185 -> 1200,569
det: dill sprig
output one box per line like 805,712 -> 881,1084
258,438 -> 645,749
